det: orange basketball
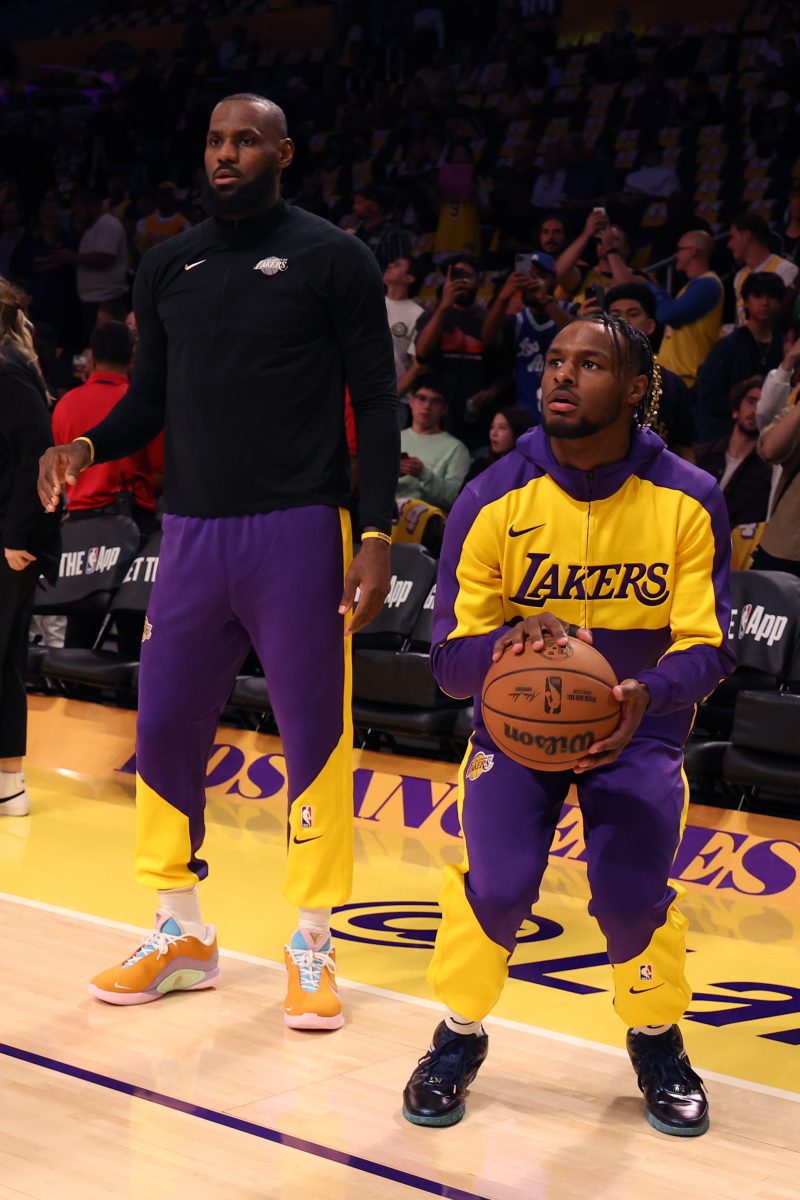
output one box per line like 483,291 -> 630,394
481,635 -> 620,770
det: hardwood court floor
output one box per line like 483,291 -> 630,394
0,697 -> 799,1198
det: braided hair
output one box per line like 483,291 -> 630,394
572,311 -> 661,428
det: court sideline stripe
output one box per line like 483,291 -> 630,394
2,891 -> 800,1106
0,1040 -> 491,1200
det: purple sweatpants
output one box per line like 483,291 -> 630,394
134,506 -> 354,907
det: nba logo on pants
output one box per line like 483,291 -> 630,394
301,805 -> 313,829
544,676 -> 563,715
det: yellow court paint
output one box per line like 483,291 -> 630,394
4,695 -> 799,1096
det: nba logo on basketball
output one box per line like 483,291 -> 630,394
301,805 -> 313,829
639,964 -> 653,982
544,676 -> 563,715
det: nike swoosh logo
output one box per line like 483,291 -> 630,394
509,523 -> 545,537
628,983 -> 665,994
184,259 -> 206,271
293,834 -> 322,844
113,983 -> 133,990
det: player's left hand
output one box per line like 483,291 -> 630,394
339,536 -> 391,636
573,678 -> 649,774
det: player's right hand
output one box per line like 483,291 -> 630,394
38,442 -> 92,512
492,614 -> 592,661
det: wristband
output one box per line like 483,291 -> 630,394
361,530 -> 392,545
72,436 -> 95,465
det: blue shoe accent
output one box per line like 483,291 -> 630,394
290,929 -> 331,953
161,917 -> 182,936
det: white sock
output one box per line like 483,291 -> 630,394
0,771 -> 25,799
298,907 -> 332,942
631,1024 -> 671,1036
445,1009 -> 485,1037
158,886 -> 208,940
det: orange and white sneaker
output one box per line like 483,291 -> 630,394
284,929 -> 344,1030
89,911 -> 220,1006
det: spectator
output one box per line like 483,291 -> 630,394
51,321 -> 160,534
352,184 -> 411,271
463,405 -> 534,485
0,277 -> 59,816
383,255 -> 425,400
604,283 -> 695,460
11,195 -> 81,352
535,212 -> 569,259
773,179 -> 800,265
0,197 -> 25,280
648,230 -> 724,389
397,375 -> 470,511
623,146 -> 680,200
696,273 -> 785,442
756,321 -> 800,514
752,393 -> 800,577
135,181 -> 190,256
413,256 -> 503,447
729,211 -> 798,324
695,377 -> 772,527
757,320 -> 800,432
57,190 -> 128,340
558,213 -> 632,304
482,251 -> 572,423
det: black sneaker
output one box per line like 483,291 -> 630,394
402,1021 -> 489,1127
626,1025 -> 709,1137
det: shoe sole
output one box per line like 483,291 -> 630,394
284,1011 -> 345,1030
88,974 -> 219,1006
646,1111 -> 710,1137
0,799 -> 30,816
402,1103 -> 465,1127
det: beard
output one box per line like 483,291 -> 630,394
454,288 -> 478,307
202,165 -> 279,219
542,413 -> 607,439
542,397 -> 623,440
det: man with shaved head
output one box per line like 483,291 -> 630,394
39,93 -> 400,1030
605,229 -> 724,389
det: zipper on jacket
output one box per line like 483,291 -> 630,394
583,470 -> 595,632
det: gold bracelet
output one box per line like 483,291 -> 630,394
72,436 -> 96,466
361,530 -> 392,545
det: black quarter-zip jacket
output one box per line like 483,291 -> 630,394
86,199 -> 399,530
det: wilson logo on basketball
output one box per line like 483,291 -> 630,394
503,724 -> 595,756
510,552 -> 670,609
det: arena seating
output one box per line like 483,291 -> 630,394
36,523 -> 157,703
723,690 -> 800,811
684,569 -> 800,808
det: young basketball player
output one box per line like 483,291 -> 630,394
38,95 -> 399,1029
402,314 -> 735,1135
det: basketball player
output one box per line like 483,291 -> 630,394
402,314 -> 735,1134
38,94 -> 399,1028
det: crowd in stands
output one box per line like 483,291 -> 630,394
1,0 -> 800,581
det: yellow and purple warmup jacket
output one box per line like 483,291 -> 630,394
432,424 -> 735,743
425,425 -> 737,1026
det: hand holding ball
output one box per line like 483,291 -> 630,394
481,633 -> 621,770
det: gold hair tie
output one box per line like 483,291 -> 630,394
643,358 -> 663,430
